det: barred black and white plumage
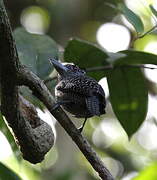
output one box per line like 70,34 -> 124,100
49,58 -> 106,131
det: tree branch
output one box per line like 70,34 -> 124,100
17,66 -> 114,180
0,0 -> 54,164
0,0 -> 114,179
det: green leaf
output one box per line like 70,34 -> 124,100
13,28 -> 58,108
109,50 -> 157,66
107,67 -> 148,137
0,113 -> 20,160
0,162 -> 22,180
64,38 -> 109,80
64,39 -> 155,137
150,5 -> 157,18
64,40 -> 151,136
133,163 -> 157,180
13,27 -> 59,80
105,50 -> 157,136
119,3 -> 144,34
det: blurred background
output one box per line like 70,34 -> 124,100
1,0 -> 157,179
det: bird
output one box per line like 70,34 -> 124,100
49,58 -> 106,132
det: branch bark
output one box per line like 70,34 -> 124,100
0,0 -> 54,164
0,0 -> 114,179
18,66 -> 114,180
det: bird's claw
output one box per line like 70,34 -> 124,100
51,100 -> 71,111
52,103 -> 60,110
78,126 -> 83,133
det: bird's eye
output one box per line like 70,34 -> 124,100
65,64 -> 85,74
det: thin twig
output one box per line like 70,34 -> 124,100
85,64 -> 157,72
119,64 -> 157,70
86,65 -> 113,72
136,25 -> 157,39
45,64 -> 157,84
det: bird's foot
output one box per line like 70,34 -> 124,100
78,126 -> 83,133
78,117 -> 88,133
51,100 -> 71,111
51,102 -> 62,110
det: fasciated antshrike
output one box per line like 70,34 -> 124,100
49,59 -> 106,132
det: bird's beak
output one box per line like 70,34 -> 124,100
49,58 -> 68,76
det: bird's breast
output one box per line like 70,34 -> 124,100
55,89 -> 92,118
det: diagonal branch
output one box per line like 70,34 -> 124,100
0,0 -> 114,179
17,66 -> 114,180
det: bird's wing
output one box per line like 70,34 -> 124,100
57,76 -> 105,97
86,96 -> 100,116
56,76 -> 106,114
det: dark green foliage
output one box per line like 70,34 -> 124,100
64,38 -> 157,137
64,38 -> 109,80
14,28 -> 59,79
107,68 -> 148,137
13,28 -> 59,108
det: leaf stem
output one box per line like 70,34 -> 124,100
86,64 -> 157,72
136,25 -> 157,39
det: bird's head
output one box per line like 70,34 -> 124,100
49,58 -> 86,79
